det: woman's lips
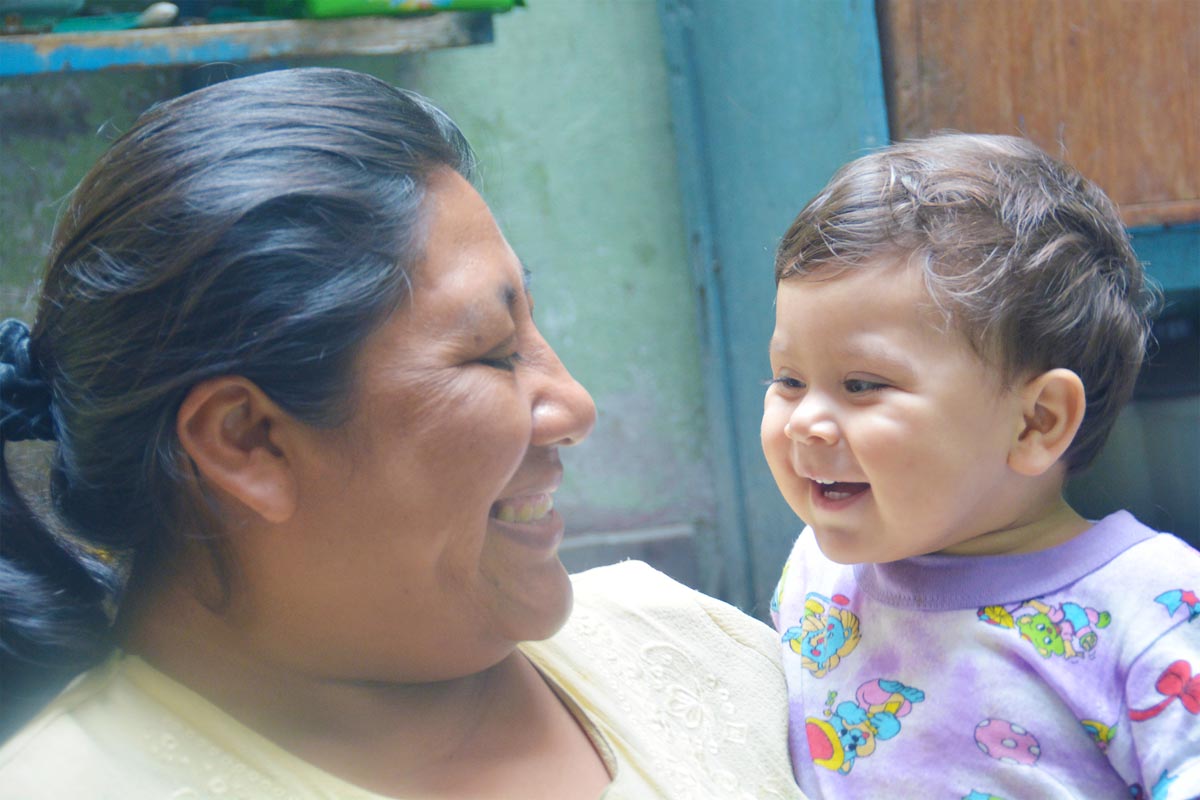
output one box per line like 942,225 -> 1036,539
490,492 -> 554,523
488,492 -> 564,551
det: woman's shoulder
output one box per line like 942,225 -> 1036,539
526,562 -> 801,799
569,559 -> 698,607
0,654 -> 322,800
565,560 -> 781,667
0,656 -> 144,798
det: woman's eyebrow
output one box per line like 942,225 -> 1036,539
501,266 -> 533,310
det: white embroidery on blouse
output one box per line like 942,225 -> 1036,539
144,714 -> 297,799
571,607 -> 795,800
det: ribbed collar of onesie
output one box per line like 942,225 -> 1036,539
853,511 -> 1157,610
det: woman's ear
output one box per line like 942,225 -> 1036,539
176,377 -> 299,524
1008,368 -> 1087,477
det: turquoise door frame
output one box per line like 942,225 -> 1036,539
658,0 -> 889,611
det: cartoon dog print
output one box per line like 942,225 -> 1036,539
806,678 -> 925,774
781,592 -> 861,678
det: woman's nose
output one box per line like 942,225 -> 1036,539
783,394 -> 839,445
530,336 -> 596,448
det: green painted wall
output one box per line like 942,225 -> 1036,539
0,5 -> 719,589
384,5 -> 713,538
0,72 -> 182,316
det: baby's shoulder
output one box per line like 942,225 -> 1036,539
1058,528 -> 1200,665
1082,529 -> 1200,614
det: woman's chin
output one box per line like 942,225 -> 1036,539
494,558 -> 574,645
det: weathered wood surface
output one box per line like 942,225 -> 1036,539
879,0 -> 1200,227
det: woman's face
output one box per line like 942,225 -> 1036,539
229,169 -> 596,683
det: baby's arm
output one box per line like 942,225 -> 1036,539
1124,611 -> 1200,799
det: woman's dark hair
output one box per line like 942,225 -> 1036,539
0,67 -> 475,728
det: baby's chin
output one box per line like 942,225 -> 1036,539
809,527 -> 902,566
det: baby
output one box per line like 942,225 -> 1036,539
764,133 -> 1199,799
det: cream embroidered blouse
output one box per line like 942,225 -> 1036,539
0,561 -> 804,799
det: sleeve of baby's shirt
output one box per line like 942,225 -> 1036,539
1124,612 -> 1200,800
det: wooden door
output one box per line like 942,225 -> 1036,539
878,0 -> 1200,227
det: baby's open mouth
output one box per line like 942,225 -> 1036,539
491,493 -> 554,523
813,480 -> 869,501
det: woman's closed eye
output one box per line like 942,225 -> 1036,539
480,351 -> 524,371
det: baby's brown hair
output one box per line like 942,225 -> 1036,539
775,133 -> 1159,473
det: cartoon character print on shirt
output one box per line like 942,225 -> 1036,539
961,793 -> 1005,800
806,678 -> 924,775
1155,588 -> 1199,622
1080,718 -> 1116,752
781,592 -> 861,678
1129,660 -> 1200,722
977,597 -> 1111,660
1129,769 -> 1178,800
974,718 -> 1041,766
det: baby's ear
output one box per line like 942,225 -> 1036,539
176,376 -> 299,524
1008,368 -> 1086,477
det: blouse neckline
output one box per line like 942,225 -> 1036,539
121,647 -> 620,798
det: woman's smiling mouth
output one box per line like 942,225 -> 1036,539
491,492 -> 555,523
489,491 -> 564,551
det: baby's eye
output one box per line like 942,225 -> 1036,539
765,376 -> 806,391
844,378 -> 886,394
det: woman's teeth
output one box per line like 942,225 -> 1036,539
492,493 -> 554,523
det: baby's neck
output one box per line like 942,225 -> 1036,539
939,493 -> 1091,557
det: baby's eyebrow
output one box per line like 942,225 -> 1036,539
843,341 -> 915,375
767,329 -> 795,353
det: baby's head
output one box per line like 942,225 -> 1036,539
763,133 -> 1158,562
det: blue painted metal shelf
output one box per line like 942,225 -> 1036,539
0,10 -> 491,75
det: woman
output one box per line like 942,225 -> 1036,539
0,68 -> 799,799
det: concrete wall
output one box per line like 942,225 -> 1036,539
0,4 -> 718,592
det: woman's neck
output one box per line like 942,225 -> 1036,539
117,573 -> 610,798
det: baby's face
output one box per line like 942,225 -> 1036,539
761,259 -> 1030,564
